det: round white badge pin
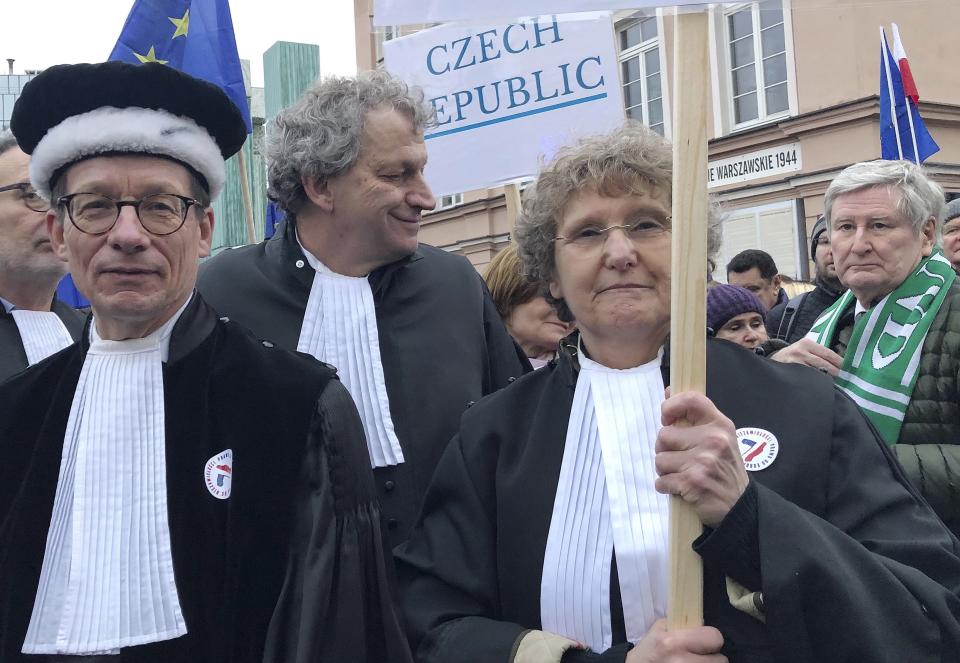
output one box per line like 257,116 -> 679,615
735,428 -> 779,472
204,449 -> 233,499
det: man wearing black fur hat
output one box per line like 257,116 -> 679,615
765,215 -> 844,343
0,62 -> 410,663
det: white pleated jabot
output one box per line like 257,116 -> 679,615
22,301 -> 190,655
296,239 -> 404,468
10,309 -> 74,365
541,347 -> 669,651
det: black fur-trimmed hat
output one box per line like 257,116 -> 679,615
10,61 -> 247,201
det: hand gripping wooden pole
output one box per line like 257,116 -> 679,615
668,8 -> 709,630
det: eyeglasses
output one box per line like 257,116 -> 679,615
553,216 -> 671,251
0,182 -> 50,212
57,192 -> 201,236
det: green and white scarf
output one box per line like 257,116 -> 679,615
806,249 -> 956,444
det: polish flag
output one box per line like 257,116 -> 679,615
891,23 -> 919,105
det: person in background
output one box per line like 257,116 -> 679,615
941,198 -> 960,273
766,216 -> 844,343
484,243 -> 573,367
707,283 -> 770,350
775,159 -> 960,536
0,129 -> 84,383
726,248 -> 787,310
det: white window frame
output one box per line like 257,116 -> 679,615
375,25 -> 401,65
718,199 -> 802,281
709,0 -> 797,136
435,192 -> 464,211
615,10 -> 671,138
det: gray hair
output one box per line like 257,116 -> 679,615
515,121 -> 721,321
0,129 -> 19,157
824,159 -> 945,241
267,69 -> 435,215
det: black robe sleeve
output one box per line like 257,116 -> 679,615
396,434 -> 530,662
263,379 -> 413,663
695,388 -> 960,662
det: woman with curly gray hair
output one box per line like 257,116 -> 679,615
396,122 -> 960,663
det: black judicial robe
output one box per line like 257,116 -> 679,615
197,220 -> 529,546
0,295 -> 412,663
396,336 -> 960,663
0,299 -> 86,384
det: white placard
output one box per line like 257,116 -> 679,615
707,142 -> 802,189
384,14 -> 625,197
374,0 -> 707,26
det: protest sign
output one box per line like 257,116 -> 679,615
374,0 -> 706,26
384,13 -> 624,196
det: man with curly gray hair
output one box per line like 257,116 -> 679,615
775,158 -> 960,536
198,70 -> 528,547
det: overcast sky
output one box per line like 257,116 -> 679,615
1,0 -> 358,87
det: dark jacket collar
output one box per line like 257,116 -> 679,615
814,275 -> 844,299
272,217 -> 425,299
77,291 -> 217,365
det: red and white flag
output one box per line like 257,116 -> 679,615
891,23 -> 920,105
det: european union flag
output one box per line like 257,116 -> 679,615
109,0 -> 252,133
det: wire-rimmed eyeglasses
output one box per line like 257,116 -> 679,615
56,192 -> 201,236
0,182 -> 50,212
553,216 -> 671,251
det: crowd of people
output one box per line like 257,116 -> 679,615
0,61 -> 958,663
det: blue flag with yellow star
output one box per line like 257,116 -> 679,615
109,0 -> 252,132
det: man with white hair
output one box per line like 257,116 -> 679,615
0,130 -> 84,382
0,62 -> 410,662
776,159 -> 960,536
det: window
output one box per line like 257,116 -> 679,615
723,1 -> 789,128
436,193 -> 463,210
717,200 -> 801,281
617,15 -> 666,136
375,25 -> 401,65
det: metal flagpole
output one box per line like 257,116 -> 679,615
880,27 -> 904,161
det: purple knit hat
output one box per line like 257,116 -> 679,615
707,284 -> 767,332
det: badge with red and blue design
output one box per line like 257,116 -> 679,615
735,428 -> 779,472
204,449 -> 233,499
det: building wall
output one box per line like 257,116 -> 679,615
0,74 -> 36,130
370,1 -> 960,280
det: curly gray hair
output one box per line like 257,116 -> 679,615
267,69 -> 435,215
824,159 -> 945,242
515,121 -> 721,321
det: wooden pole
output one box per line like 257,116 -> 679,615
667,8 -> 710,630
236,145 -> 258,245
504,182 -> 523,227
